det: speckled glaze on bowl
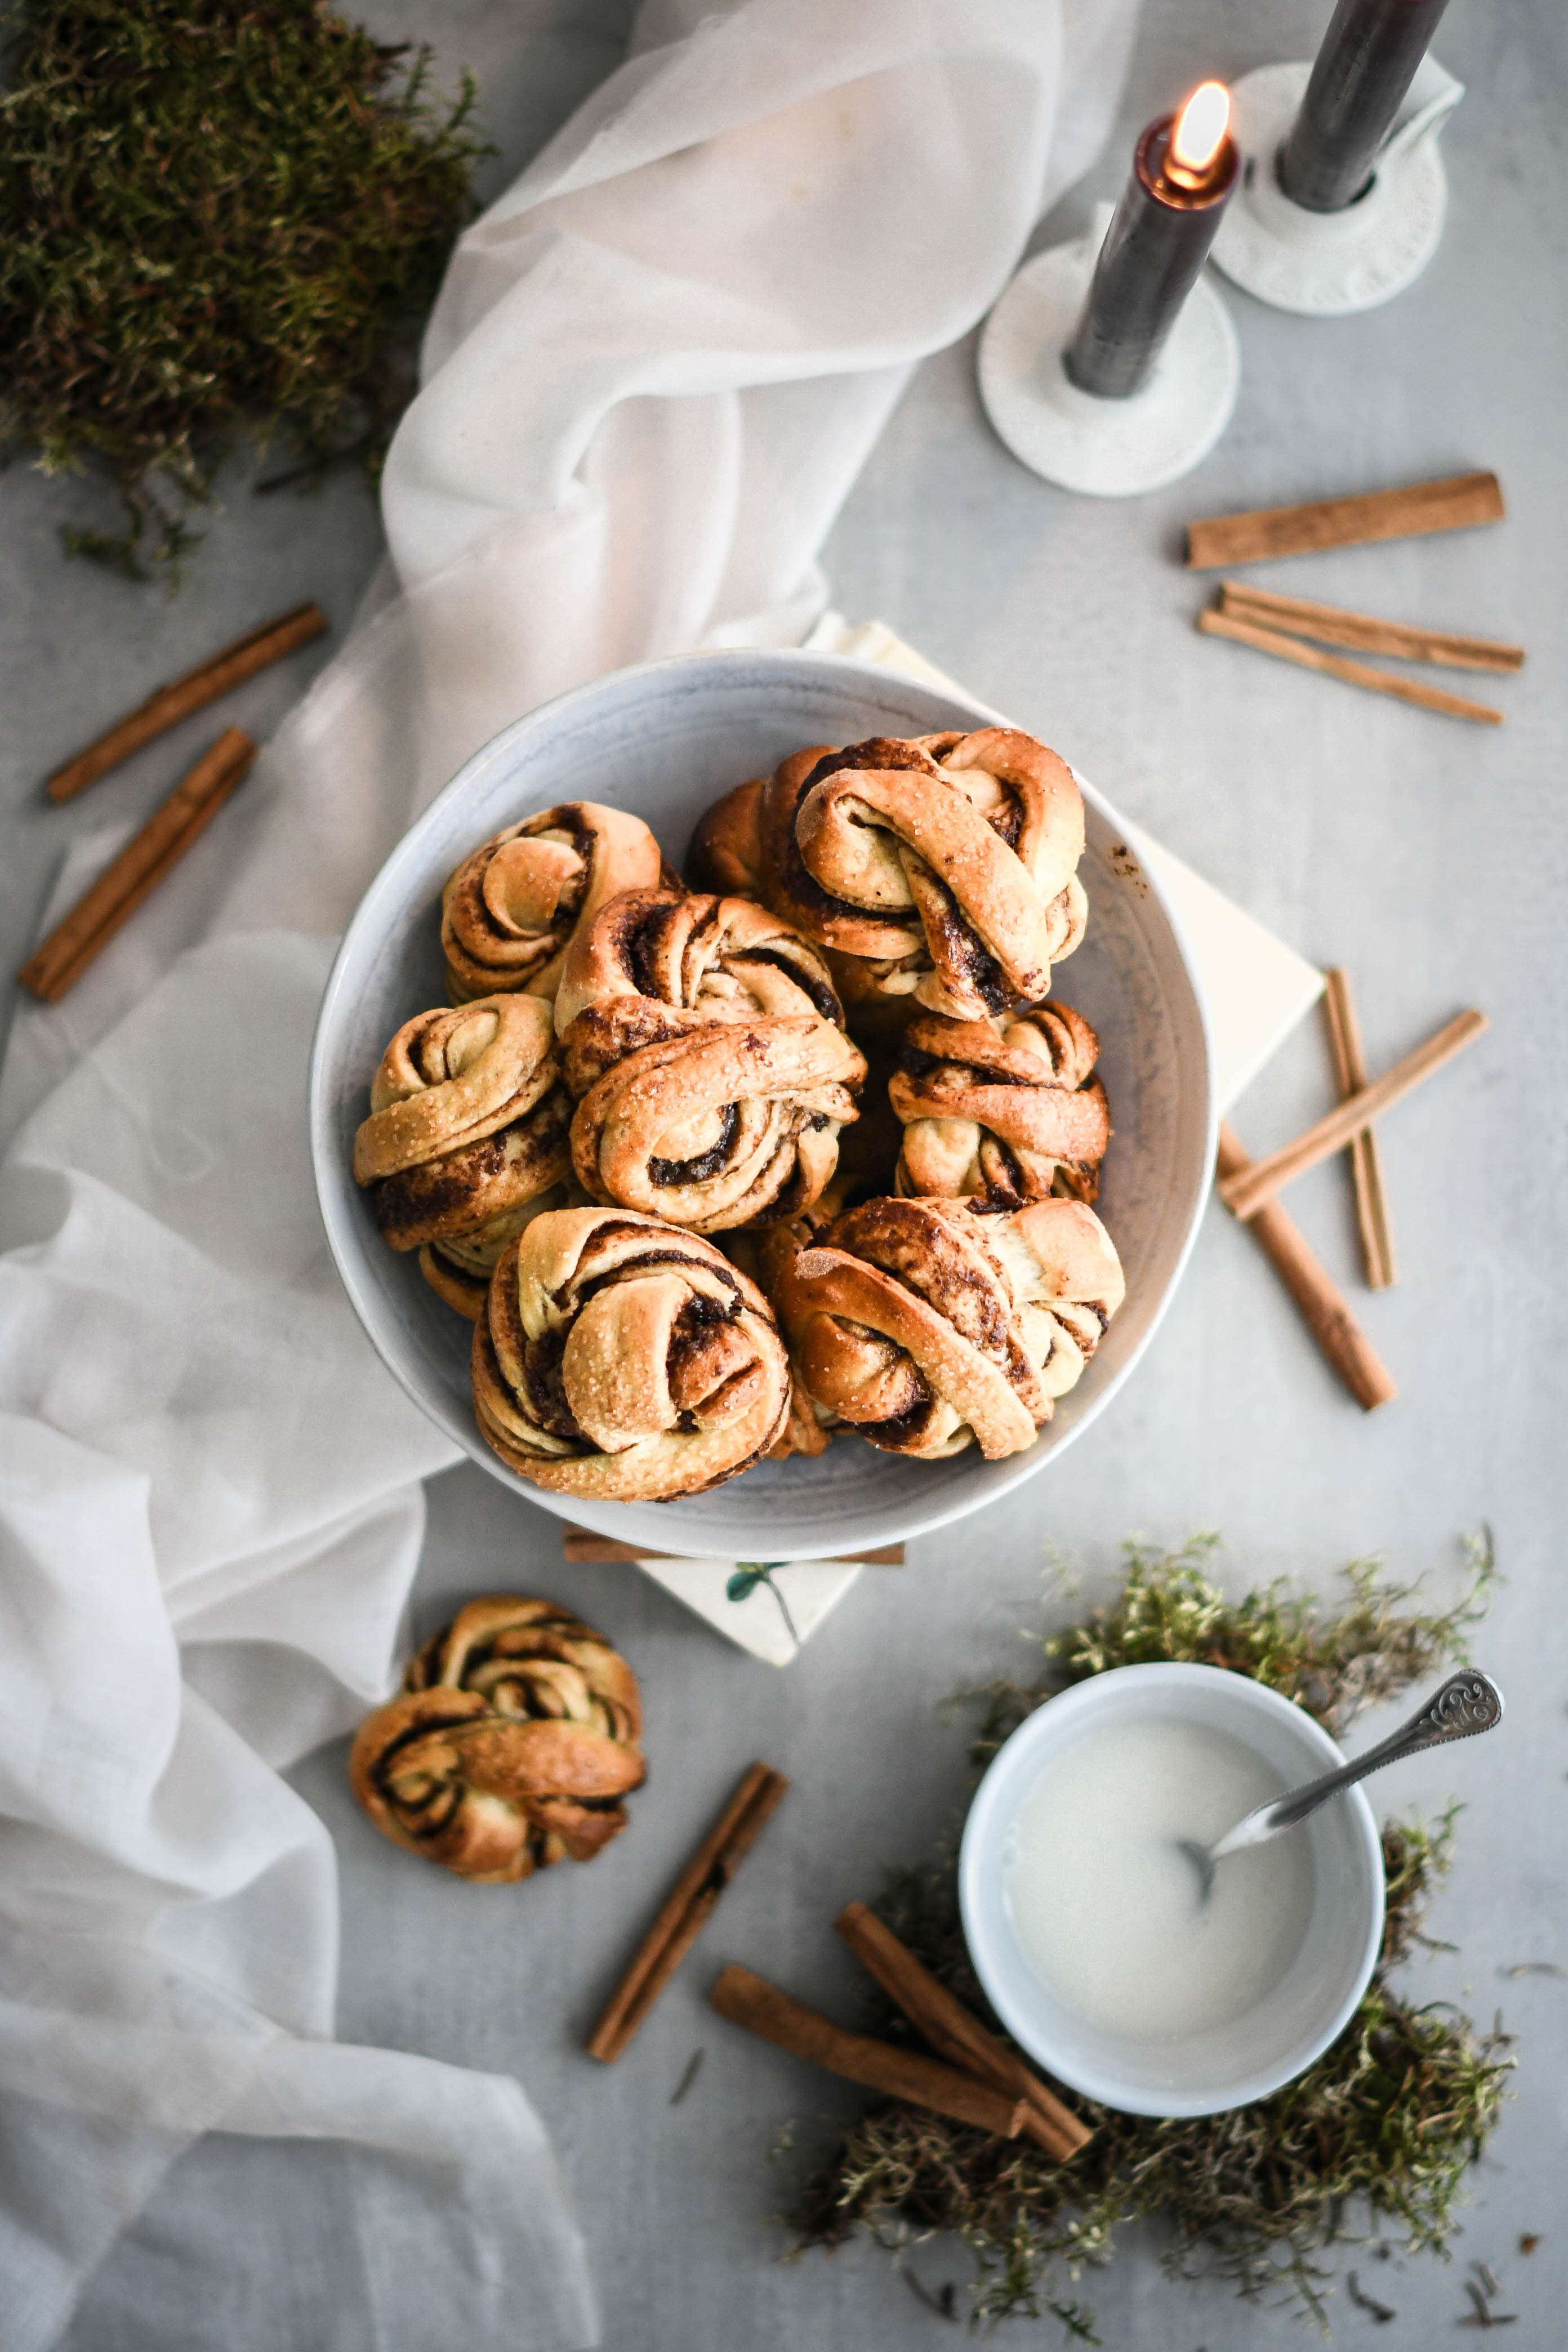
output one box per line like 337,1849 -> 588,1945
308,650 -> 1214,1559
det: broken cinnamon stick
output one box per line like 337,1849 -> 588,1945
1186,470 -> 1504,570
1218,1009 -> 1486,1220
710,1963 -> 1027,2137
1217,583 -> 1524,674
18,727 -> 257,1004
1199,610 -> 1504,725
1322,970 -> 1396,1291
835,1902 -> 1088,2162
588,1762 -> 789,2063
1217,1125 -> 1396,1413
45,602 -> 327,804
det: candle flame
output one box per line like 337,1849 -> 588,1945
1170,81 -> 1231,177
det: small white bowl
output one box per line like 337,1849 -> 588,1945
960,1664 -> 1385,2117
308,649 -> 1214,1561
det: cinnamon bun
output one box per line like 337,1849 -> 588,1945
441,801 -> 662,1004
354,996 -> 573,1318
471,1207 -> 792,1500
348,1596 -> 643,1882
696,727 -> 1088,1021
774,1193 -> 1124,1461
891,1000 -> 1110,1206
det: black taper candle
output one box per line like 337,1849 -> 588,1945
1280,0 -> 1453,214
1064,101 -> 1239,402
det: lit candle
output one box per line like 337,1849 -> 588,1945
1064,83 -> 1239,402
1280,0 -> 1453,213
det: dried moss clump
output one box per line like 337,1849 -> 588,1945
972,1529 -> 1496,1759
790,1538 -> 1511,2338
0,0 -> 487,579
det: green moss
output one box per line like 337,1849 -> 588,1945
788,1538 -> 1512,2337
969,1530 -> 1496,1766
0,0 -> 488,581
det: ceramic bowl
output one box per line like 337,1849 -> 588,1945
959,1663 -> 1386,2117
308,649 -> 1214,1558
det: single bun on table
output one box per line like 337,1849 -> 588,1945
353,995 -> 572,1318
890,1000 -> 1110,1207
472,1206 -> 792,1499
774,1193 -> 1124,1462
440,800 -> 663,1006
557,887 -> 866,1233
693,727 -> 1088,1021
348,1595 -> 643,1883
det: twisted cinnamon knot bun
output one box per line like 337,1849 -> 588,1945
565,1013 -> 866,1232
891,1001 -> 1110,1207
775,1194 -> 1124,1461
348,1596 -> 643,1883
694,729 -> 1088,1021
353,996 -> 572,1319
440,801 -> 663,1004
554,885 -> 845,1034
472,1207 -> 791,1499
553,888 -> 864,1232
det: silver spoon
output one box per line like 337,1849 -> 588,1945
1179,1668 -> 1504,1902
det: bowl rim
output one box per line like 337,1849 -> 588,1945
957,1660 -> 1387,2117
307,645 -> 1218,1557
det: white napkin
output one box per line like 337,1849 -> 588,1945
0,3 -> 1139,2344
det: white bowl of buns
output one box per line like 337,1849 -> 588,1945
309,651 -> 1213,1560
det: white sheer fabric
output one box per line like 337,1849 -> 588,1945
0,2 -> 1139,2342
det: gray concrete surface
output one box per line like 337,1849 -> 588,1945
2,1 -> 1562,2346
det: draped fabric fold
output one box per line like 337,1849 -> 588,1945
0,1 -> 1139,2341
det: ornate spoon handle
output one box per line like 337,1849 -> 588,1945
1209,1669 -> 1504,1863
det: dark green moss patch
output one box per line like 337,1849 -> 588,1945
0,0 -> 488,580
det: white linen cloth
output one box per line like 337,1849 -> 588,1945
0,2 -> 1139,2344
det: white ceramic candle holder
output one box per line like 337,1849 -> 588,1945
1211,56 -> 1463,315
977,206 -> 1240,499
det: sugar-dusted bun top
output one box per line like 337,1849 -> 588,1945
554,884 -> 844,1036
775,1192 -> 1122,1463
471,1206 -> 793,1501
440,801 -> 663,1005
891,999 -> 1110,1208
750,728 -> 1088,1019
355,994 -> 559,1184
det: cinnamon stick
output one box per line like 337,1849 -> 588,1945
1198,610 -> 1504,726
835,1901 -> 1089,2162
1217,583 -> 1525,674
1186,470 -> 1505,570
45,602 -> 327,804
1217,1125 -> 1397,1412
1218,1009 -> 1486,1220
1322,970 -> 1396,1290
710,1963 -> 1027,2137
18,728 -> 257,1004
587,1762 -> 789,2062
